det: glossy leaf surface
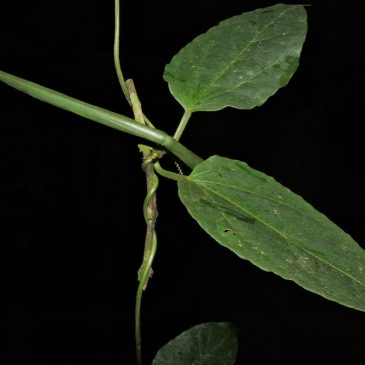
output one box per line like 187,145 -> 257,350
178,156 -> 365,312
152,322 -> 238,365
164,4 -> 307,112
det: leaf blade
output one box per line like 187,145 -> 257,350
151,322 -> 238,365
164,4 -> 307,112
178,155 -> 365,312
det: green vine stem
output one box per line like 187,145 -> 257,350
114,0 -> 130,104
113,0 -> 155,129
135,151 -> 159,365
135,228 -> 157,365
126,79 -> 160,365
0,70 -> 203,169
114,2 -> 161,357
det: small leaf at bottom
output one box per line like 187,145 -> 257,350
151,322 -> 238,365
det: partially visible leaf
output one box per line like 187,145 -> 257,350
178,155 -> 365,312
164,4 -> 307,112
151,322 -> 238,365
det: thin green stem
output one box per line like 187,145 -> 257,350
114,0 -> 130,104
0,70 -> 203,169
173,109 -> 192,141
135,159 -> 159,365
154,161 -> 185,182
135,231 -> 157,365
113,1 -> 155,128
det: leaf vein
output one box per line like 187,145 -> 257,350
193,182 -> 365,288
191,6 -> 292,110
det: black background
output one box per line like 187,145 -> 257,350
1,1 -> 364,364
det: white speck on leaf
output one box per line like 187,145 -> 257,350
246,70 -> 255,78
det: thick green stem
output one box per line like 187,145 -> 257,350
0,70 -> 203,169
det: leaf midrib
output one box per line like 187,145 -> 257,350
188,179 -> 365,288
190,6 -> 292,110
194,54 -> 295,108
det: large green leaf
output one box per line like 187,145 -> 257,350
164,4 -> 307,112
178,156 -> 365,312
151,322 -> 238,365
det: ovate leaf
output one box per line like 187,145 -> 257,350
178,156 -> 365,312
164,4 -> 307,112
151,322 -> 238,365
